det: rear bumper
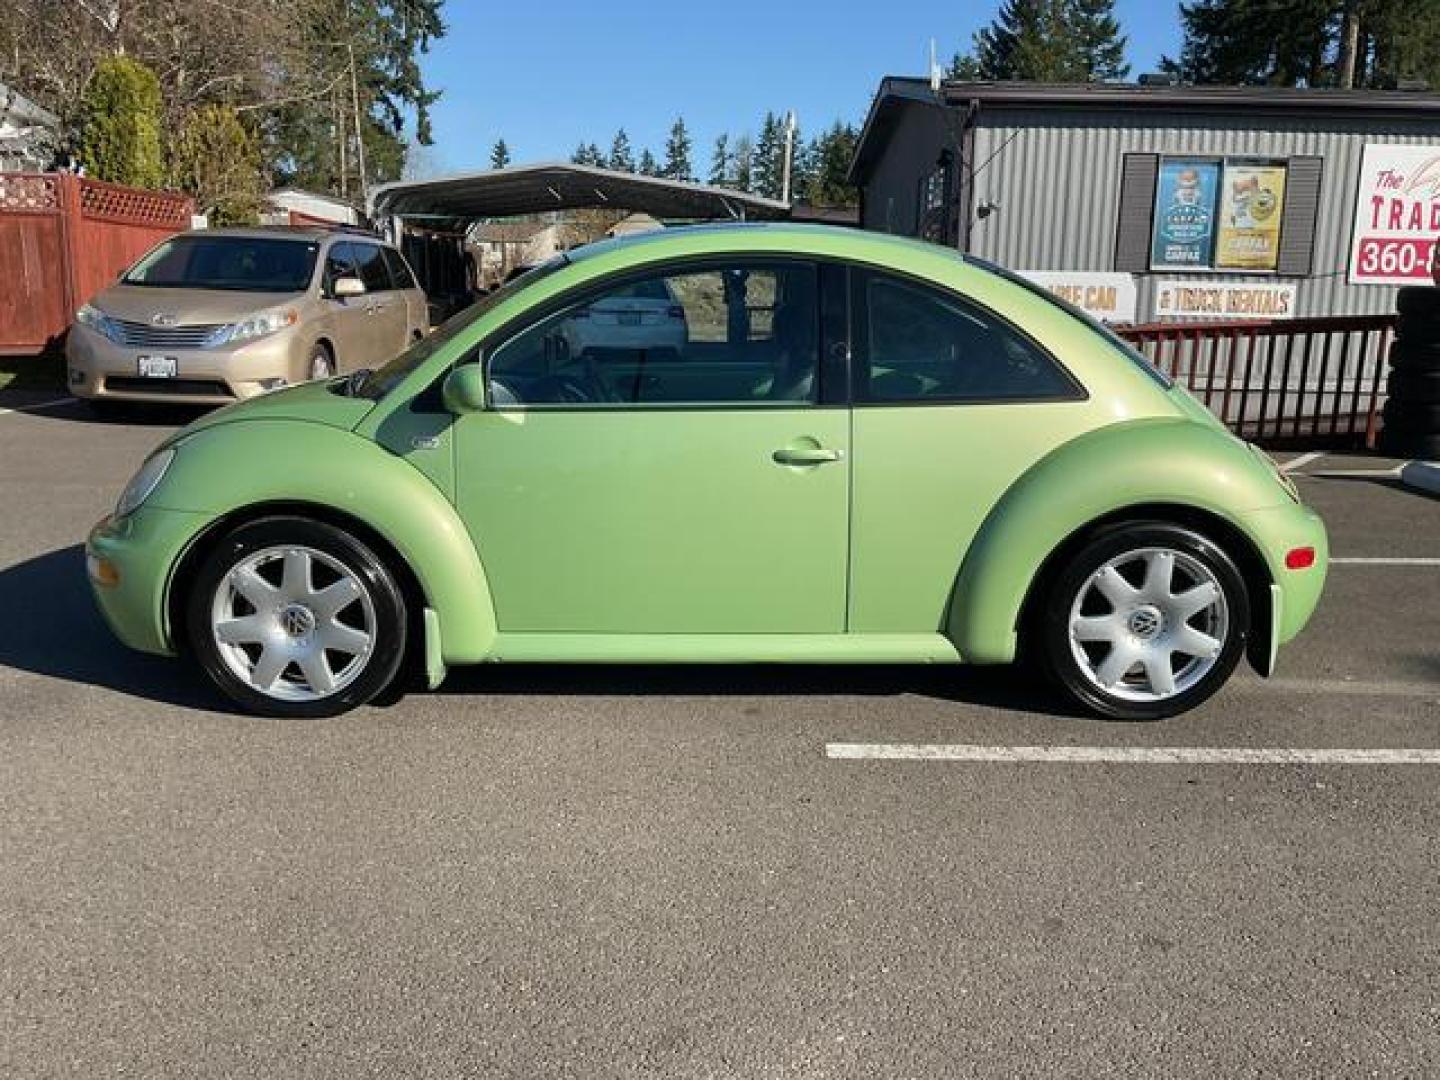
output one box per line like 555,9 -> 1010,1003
86,508 -> 212,655
1247,501 -> 1328,667
66,323 -> 306,404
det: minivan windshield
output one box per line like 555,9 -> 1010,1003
353,256 -> 569,399
124,236 -> 321,293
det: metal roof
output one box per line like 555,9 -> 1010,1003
368,163 -> 790,225
851,75 -> 1440,182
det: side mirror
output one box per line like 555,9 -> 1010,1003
333,276 -> 366,299
441,364 -> 486,415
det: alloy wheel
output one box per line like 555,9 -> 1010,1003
1066,546 -> 1229,703
209,544 -> 376,702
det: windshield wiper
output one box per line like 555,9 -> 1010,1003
343,368 -> 374,396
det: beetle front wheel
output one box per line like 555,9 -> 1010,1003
1041,523 -> 1250,721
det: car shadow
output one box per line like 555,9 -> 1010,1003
0,545 -> 222,710
0,545 -> 1080,717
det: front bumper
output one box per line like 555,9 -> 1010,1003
86,507 -> 212,655
67,323 -> 307,404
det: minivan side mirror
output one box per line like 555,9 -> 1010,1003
333,276 -> 366,299
441,364 -> 486,414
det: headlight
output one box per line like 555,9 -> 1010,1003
115,447 -> 175,518
214,308 -> 299,346
76,303 -> 122,344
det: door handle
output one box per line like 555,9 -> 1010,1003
772,445 -> 844,466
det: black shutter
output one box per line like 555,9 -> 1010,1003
1113,153 -> 1160,273
1277,156 -> 1324,277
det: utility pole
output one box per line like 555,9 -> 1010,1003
780,111 -> 797,204
348,42 -> 368,201
1337,0 -> 1360,88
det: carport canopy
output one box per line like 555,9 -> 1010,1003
368,162 -> 791,227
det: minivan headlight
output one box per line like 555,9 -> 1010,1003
115,447 -> 175,518
215,308 -> 299,346
76,303 -> 122,344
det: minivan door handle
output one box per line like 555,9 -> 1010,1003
772,445 -> 844,466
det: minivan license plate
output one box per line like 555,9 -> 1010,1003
137,355 -> 178,378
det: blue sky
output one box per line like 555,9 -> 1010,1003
420,0 -> 1182,174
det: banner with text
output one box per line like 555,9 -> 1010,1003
1153,281 -> 1298,321
1349,143 -> 1440,285
1215,163 -> 1287,271
1018,271 -> 1139,323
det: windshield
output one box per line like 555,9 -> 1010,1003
964,255 -> 1174,389
124,236 -> 320,293
355,256 -> 569,400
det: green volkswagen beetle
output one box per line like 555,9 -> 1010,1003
87,224 -> 1327,720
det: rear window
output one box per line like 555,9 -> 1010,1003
963,255 -> 1173,389
124,236 -> 319,293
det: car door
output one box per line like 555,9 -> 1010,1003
846,267 -> 1091,635
350,242 -> 407,365
453,258 -> 851,634
320,241 -> 372,372
381,246 -> 426,341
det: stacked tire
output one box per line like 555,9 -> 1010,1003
1380,287 -> 1440,459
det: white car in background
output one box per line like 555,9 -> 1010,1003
559,277 -> 688,358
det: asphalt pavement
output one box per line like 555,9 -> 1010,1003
1,393 -> 1438,1078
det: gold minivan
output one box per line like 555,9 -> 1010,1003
67,227 -> 428,407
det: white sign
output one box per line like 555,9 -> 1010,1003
1348,143 -> 1440,286
1153,281 -> 1298,321
1018,271 -> 1139,323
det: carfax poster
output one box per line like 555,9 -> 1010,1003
1150,159 -> 1220,270
1214,162 -> 1287,270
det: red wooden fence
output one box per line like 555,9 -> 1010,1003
1118,315 -> 1395,448
0,172 -> 192,355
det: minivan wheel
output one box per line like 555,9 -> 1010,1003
308,342 -> 335,381
186,517 -> 407,717
1041,523 -> 1249,721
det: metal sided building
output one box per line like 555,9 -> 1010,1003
849,78 -> 1440,323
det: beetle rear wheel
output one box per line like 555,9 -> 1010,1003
1041,523 -> 1249,720
187,517 -> 407,717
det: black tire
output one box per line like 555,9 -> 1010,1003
1378,426 -> 1440,459
1387,366 -> 1440,404
1039,522 -> 1250,722
185,516 -> 408,717
1383,397 -> 1440,430
1388,338 -> 1440,373
1397,310 -> 1440,346
1397,286 -> 1440,317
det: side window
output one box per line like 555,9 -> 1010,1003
485,261 -> 820,408
857,272 -> 1078,403
382,247 -> 418,290
322,242 -> 357,294
350,243 -> 393,292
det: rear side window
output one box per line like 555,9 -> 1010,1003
854,270 -> 1080,404
382,247 -> 417,290
350,243 -> 393,292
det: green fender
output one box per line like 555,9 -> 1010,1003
151,419 -> 497,662
945,418 -> 1294,665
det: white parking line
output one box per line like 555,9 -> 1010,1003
826,743 -> 1440,765
1280,451 -> 1326,473
1331,557 -> 1440,566
1307,466 -> 1405,479
0,397 -> 76,417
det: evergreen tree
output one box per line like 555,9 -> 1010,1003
168,104 -> 264,223
803,122 -> 860,208
490,138 -> 511,169
608,128 -> 636,172
959,0 -> 1130,81
78,56 -> 164,187
638,147 -> 660,176
571,141 -> 606,167
709,133 -> 730,185
662,116 -> 694,181
753,111 -> 784,199
731,133 -> 754,192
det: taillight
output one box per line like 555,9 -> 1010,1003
1285,547 -> 1316,570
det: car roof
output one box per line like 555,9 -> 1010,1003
175,226 -> 390,246
565,221 -> 963,268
